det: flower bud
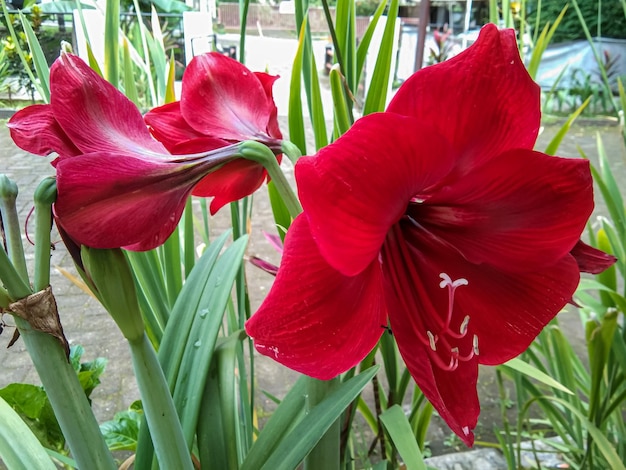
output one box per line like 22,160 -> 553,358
81,247 -> 144,342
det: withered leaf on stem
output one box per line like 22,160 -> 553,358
8,286 -> 70,359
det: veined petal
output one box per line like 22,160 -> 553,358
191,159 -> 267,214
570,239 -> 617,274
144,102 -> 205,152
50,53 -> 167,157
7,104 -> 80,159
388,24 -> 540,177
296,113 -> 455,277
54,153 -> 207,250
245,215 -> 387,380
412,150 -> 593,271
181,53 -> 276,142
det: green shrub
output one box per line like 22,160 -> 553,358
528,0 -> 626,42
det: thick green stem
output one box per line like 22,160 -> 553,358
303,377 -> 341,470
128,332 -> 194,470
33,178 -> 56,292
240,141 -> 303,218
15,317 -> 117,470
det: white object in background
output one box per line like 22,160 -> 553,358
183,11 -> 214,65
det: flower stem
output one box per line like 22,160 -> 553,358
0,175 -> 29,284
128,332 -> 194,470
303,377 -> 341,470
239,141 -> 303,218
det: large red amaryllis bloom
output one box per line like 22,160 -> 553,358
144,52 -> 283,214
245,24 -> 616,445
7,53 -> 259,251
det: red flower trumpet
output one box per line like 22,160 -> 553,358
246,24 -> 616,445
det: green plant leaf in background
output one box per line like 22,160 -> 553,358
100,405 -> 143,452
380,405 -> 427,470
0,396 -> 56,470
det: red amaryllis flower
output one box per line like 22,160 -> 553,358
245,24 -> 616,446
144,52 -> 283,214
7,53 -> 243,250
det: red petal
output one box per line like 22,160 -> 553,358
412,150 -> 594,271
181,53 -> 277,142
254,72 -> 282,138
191,159 -> 267,214
50,54 -> 167,156
296,112 -> 455,277
7,104 -> 80,159
388,24 -> 540,177
245,215 -> 387,380
144,102 -> 204,152
54,153 -> 197,250
570,240 -> 617,274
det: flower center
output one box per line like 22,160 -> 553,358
419,273 -> 479,372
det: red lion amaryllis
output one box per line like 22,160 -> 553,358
144,52 -> 283,214
245,24 -> 616,445
7,52 -> 280,250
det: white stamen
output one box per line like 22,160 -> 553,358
459,315 -> 470,335
452,277 -> 468,288
473,335 -> 480,356
462,426 -> 470,436
439,272 -> 453,288
450,347 -> 459,356
427,331 -> 437,351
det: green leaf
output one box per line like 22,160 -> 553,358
104,0 -> 120,87
356,0 -> 388,85
329,65 -> 351,137
254,366 -> 379,470
172,235 -> 248,444
527,5 -> 568,80
501,358 -> 574,395
122,38 -> 139,105
149,0 -> 190,13
19,11 -> 50,102
362,0 -> 400,115
100,409 -> 142,451
77,356 -> 108,398
0,396 -> 56,470
380,405 -> 427,470
288,20 -> 308,155
267,180 -> 292,241
544,96 -> 590,156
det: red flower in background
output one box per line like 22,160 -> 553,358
145,52 -> 283,214
7,53 -> 245,250
245,24 -> 616,446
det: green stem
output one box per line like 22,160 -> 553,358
15,317 -> 117,470
128,332 -> 194,470
240,141 -> 302,218
0,176 -> 29,284
303,377 -> 340,470
33,178 -> 56,292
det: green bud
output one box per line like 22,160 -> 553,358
0,175 -> 18,201
81,247 -> 144,342
34,177 -> 57,206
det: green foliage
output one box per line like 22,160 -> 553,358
528,0 -> 626,42
0,345 -> 107,454
100,401 -> 143,451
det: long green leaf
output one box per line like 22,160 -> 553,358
380,405 -> 427,470
362,0 -> 399,115
544,96 -> 590,156
527,5 -> 567,79
258,366 -> 379,470
173,236 -> 248,444
0,396 -> 56,470
241,376 -> 309,469
288,19 -> 308,155
104,0 -> 119,87
502,358 -> 574,395
356,0 -> 390,86
19,11 -> 50,101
